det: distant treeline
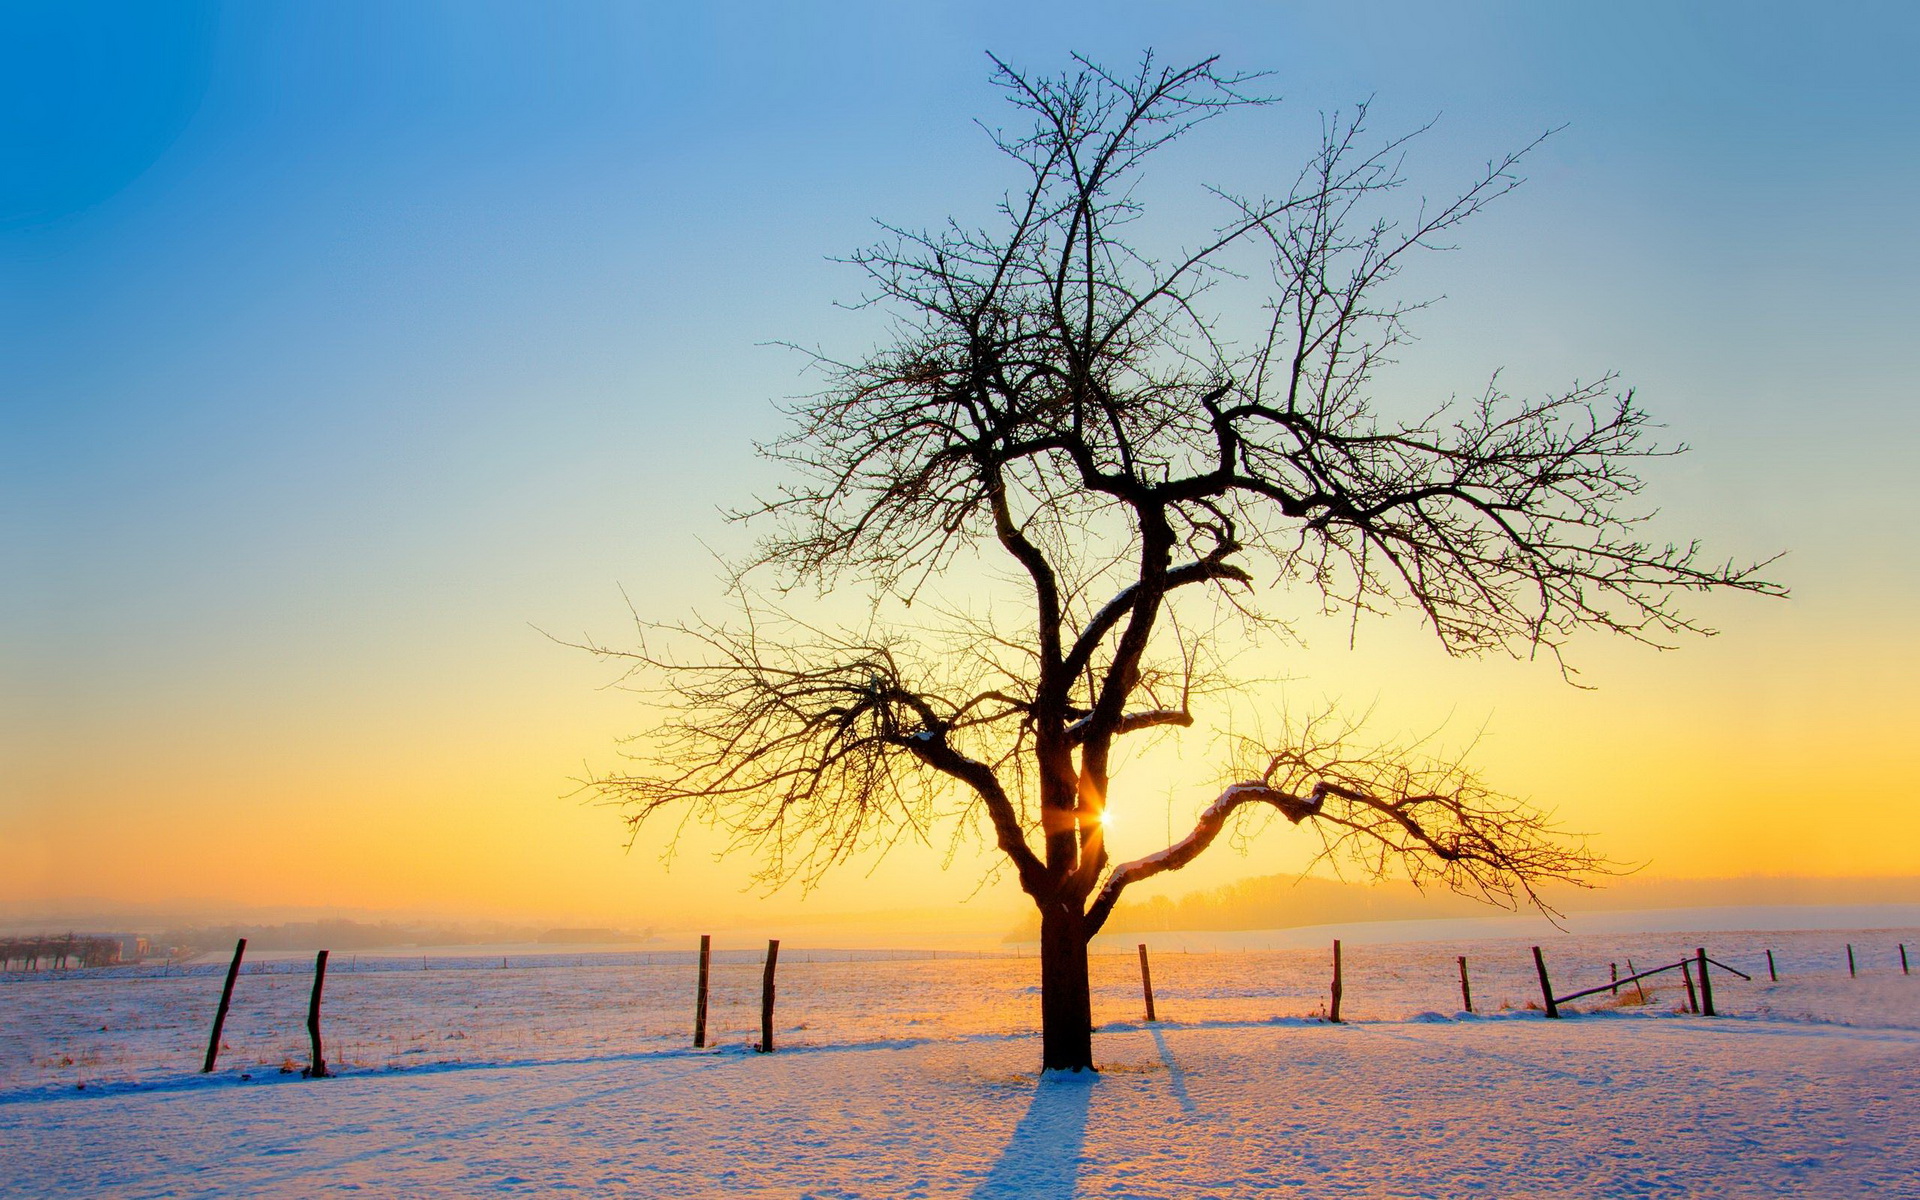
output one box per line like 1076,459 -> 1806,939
157,919 -> 655,955
1,935 -> 124,970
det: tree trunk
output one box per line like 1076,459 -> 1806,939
1039,897 -> 1095,1071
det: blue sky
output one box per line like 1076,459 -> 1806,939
5,1 -> 1919,924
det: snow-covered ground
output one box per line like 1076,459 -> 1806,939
3,923 -> 1916,1197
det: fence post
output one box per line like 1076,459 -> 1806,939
1847,944 -> 1856,978
1902,944 -> 1910,976
1624,957 -> 1647,1004
201,938 -> 247,1073
1531,946 -> 1559,1018
1766,949 -> 1777,982
1681,960 -> 1698,1012
756,939 -> 780,1053
1137,943 -> 1157,1023
1329,939 -> 1343,1024
1610,962 -> 1619,995
1457,955 -> 1473,1014
1695,947 -> 1715,1017
307,950 -> 330,1078
693,935 -> 711,1049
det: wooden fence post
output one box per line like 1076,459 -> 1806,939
201,938 -> 247,1073
1624,957 -> 1647,1004
1457,955 -> 1473,1013
1329,939 -> 1343,1024
756,939 -> 780,1053
693,935 -> 711,1049
1528,944 -> 1559,1021
1609,962 -> 1619,994
1680,960 -> 1698,1012
1531,946 -> 1559,1018
1766,949 -> 1777,982
1847,944 -> 1856,978
307,950 -> 330,1078
1902,944 -> 1910,976
1137,944 -> 1157,1023
1695,947 -> 1715,1017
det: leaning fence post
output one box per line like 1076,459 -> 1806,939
1329,939 -> 1343,1024
1766,949 -> 1777,982
201,937 -> 247,1073
756,939 -> 780,1053
307,949 -> 330,1078
1847,944 -> 1856,978
1457,955 -> 1473,1013
1902,944 -> 1910,976
1531,946 -> 1559,1018
1137,943 -> 1157,1023
1681,959 -> 1698,1012
1695,947 -> 1715,1017
693,935 -> 711,1049
1625,957 -> 1647,1004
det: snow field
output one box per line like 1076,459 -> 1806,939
2,925 -> 1916,1197
5,1009 -> 1917,1197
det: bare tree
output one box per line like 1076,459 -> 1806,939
589,54 -> 1781,1071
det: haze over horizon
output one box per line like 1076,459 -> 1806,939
8,3 -> 1919,934
10,873 -> 1920,953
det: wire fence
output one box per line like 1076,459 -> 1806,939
3,927 -> 1914,1089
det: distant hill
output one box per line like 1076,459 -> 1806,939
536,927 -> 649,945
1011,874 -> 1920,939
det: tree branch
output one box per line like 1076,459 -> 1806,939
1085,781 -> 1324,937
1083,714 -> 1611,939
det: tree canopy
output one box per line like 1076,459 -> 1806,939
586,52 -> 1780,1068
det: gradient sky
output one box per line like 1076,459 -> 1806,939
5,1 -> 1918,935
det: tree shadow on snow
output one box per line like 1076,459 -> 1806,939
970,1071 -> 1095,1199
